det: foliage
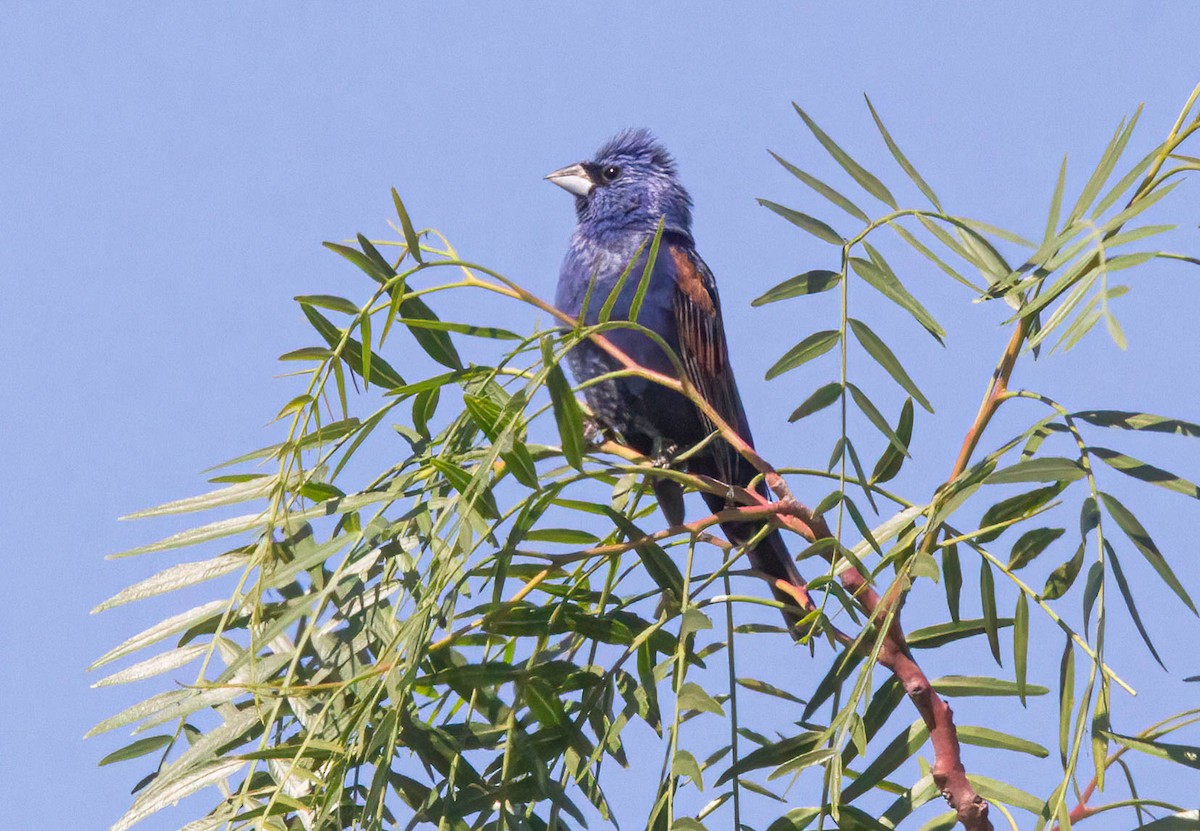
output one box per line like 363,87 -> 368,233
92,86 -> 1200,831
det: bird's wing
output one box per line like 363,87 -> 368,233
667,240 -> 752,485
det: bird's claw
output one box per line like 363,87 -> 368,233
651,438 -> 679,469
583,417 -> 610,446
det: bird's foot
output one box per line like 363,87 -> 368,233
582,416 -> 612,446
650,438 -> 679,469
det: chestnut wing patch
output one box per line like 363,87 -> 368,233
669,243 -> 743,484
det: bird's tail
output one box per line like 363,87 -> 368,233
698,489 -> 808,635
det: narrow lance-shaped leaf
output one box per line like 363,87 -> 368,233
1014,592 -> 1029,706
1101,731 -> 1200,771
1100,491 -> 1197,614
980,559 -> 1002,666
757,198 -> 843,246
391,187 -> 423,263
789,381 -> 842,422
1042,542 -> 1085,601
793,102 -> 897,207
942,543 -> 962,622
864,94 -> 941,210
1090,447 -> 1200,499
98,735 -> 174,767
847,382 -> 910,457
931,676 -> 1049,697
765,330 -> 840,380
1045,155 -> 1068,241
1058,637 -> 1075,767
752,269 -> 841,306
985,457 -> 1085,485
1107,542 -> 1166,669
870,398 -> 914,485
1072,409 -> 1200,436
908,617 -> 1015,649
840,720 -> 929,802
768,150 -> 869,221
849,254 -> 945,343
542,337 -> 585,470
848,318 -> 933,412
628,218 -> 665,322
1066,111 -> 1140,226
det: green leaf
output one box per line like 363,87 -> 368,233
629,219 -> 665,322
716,732 -> 821,786
1067,111 -> 1140,225
359,313 -> 373,384
870,399 -> 915,484
848,319 -> 933,412
766,808 -> 821,831
293,293 -> 360,315
93,644 -> 209,688
849,255 -> 944,342
397,317 -> 522,341
980,559 -> 1001,665
942,544 -> 962,621
98,735 -> 174,767
278,346 -> 332,362
524,528 -> 600,545
1072,410 -> 1200,437
1100,491 -> 1197,614
985,457 -> 1085,485
1102,731 -> 1200,770
300,303 -> 406,388
543,338 -> 585,470
768,748 -> 837,781
121,477 -> 277,520
1107,543 -> 1166,668
908,617 -> 1014,649
90,600 -> 228,672
672,752 -> 706,792
1008,527 -> 1066,570
841,720 -> 928,802
396,295 -> 463,370
752,270 -> 842,306
1041,542 -> 1085,601
931,675 -> 1049,697
958,725 -> 1047,758
606,510 -> 684,600
864,94 -> 940,210
793,103 -> 896,207
803,647 -> 862,721
736,677 -> 807,706
1091,447 -> 1200,499
1045,155 -> 1068,240
977,483 -> 1067,543
788,382 -> 843,422
1014,592 -> 1029,705
769,150 -> 869,221
847,383 -> 909,456
321,242 -> 393,283
757,199 -> 843,245
391,188 -> 423,263
93,554 -> 246,613
765,330 -> 840,380
966,775 -> 1047,815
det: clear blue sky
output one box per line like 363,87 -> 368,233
3,4 -> 1199,830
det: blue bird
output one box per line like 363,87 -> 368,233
547,129 -> 805,619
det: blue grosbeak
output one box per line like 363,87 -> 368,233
548,129 -> 805,616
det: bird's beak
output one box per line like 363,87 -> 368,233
545,163 -> 595,197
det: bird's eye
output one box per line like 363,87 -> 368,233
601,165 -> 622,182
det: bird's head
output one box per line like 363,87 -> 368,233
546,129 -> 693,236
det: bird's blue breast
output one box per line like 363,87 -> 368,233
554,228 -> 699,449
555,230 -> 680,377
